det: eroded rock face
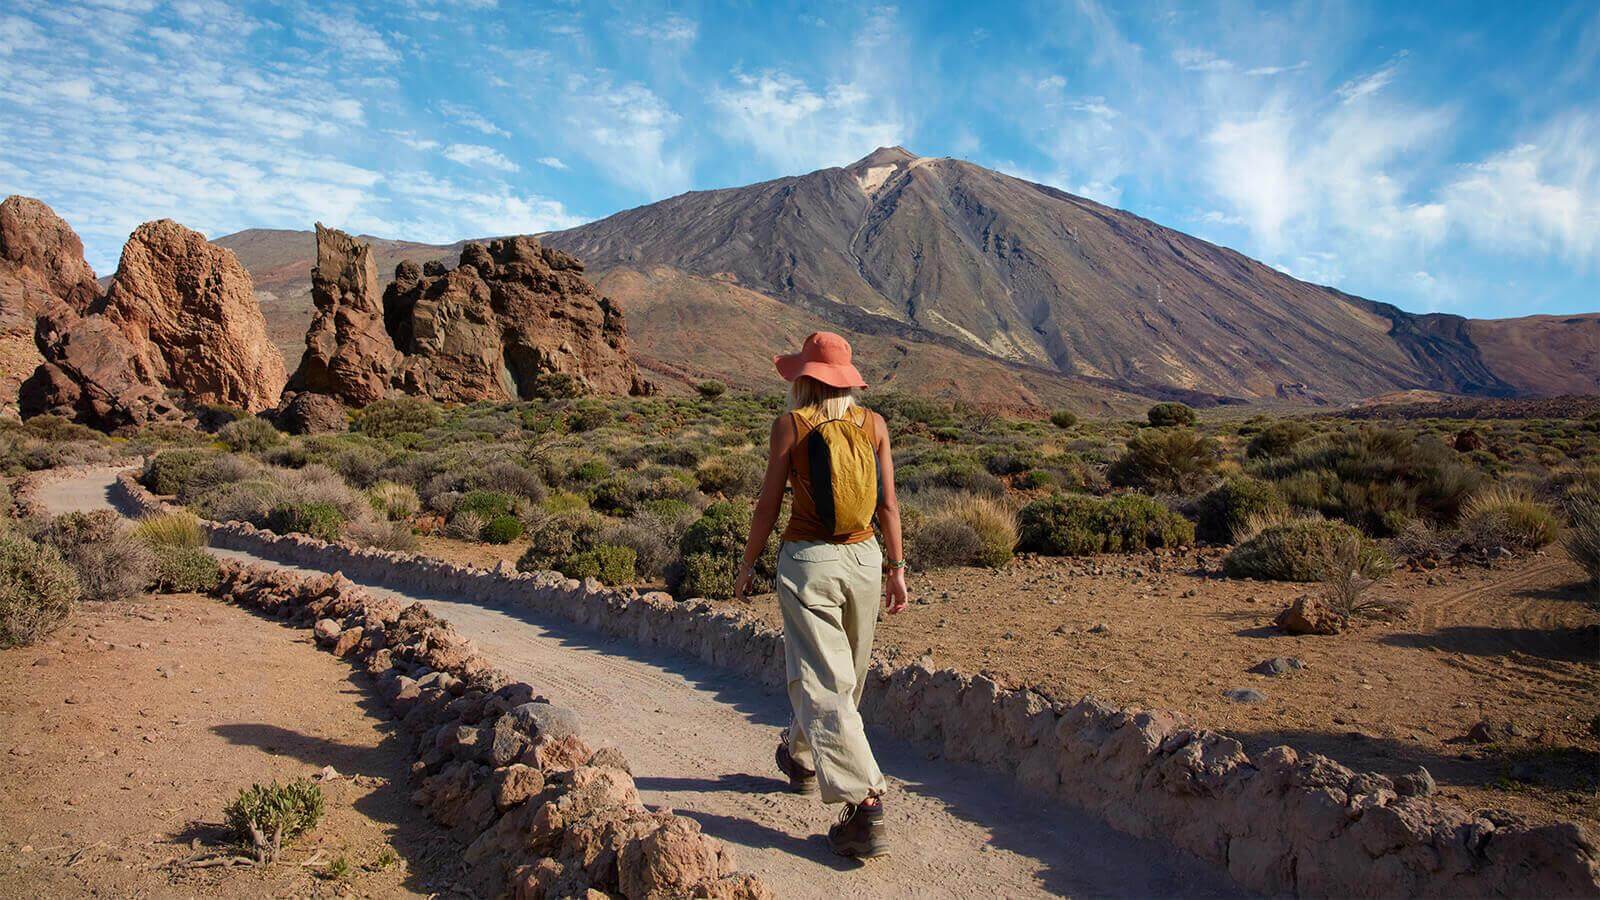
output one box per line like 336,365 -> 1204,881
98,219 -> 286,412
385,237 -> 650,402
270,390 -> 347,435
20,309 -> 182,428
0,196 -> 102,414
285,224 -> 401,406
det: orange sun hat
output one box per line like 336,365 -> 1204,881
773,331 -> 868,389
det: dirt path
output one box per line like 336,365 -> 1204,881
35,468 -> 1244,899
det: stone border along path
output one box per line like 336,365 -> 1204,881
41,466 -> 1600,897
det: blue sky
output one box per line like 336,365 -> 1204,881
1,0 -> 1596,319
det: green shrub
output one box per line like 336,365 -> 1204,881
1147,402 -> 1197,427
695,454 -> 763,497
132,510 -> 206,548
1249,428 -> 1481,534
567,404 -> 614,432
543,491 -> 591,515
151,545 -> 221,593
1224,518 -> 1392,582
0,534 -> 80,648
265,501 -> 345,541
481,515 -> 525,544
193,479 -> 283,525
224,779 -> 325,863
517,512 -> 605,572
1018,493 -> 1193,555
676,551 -> 739,600
141,449 -> 216,496
696,380 -> 727,399
983,447 -> 1038,477
1049,410 -> 1078,429
1459,487 -> 1560,552
1195,476 -> 1287,544
527,372 -> 581,400
366,481 -> 421,521
672,501 -> 774,598
352,397 -> 442,440
561,544 -> 637,583
1246,420 -> 1313,459
1108,428 -> 1220,493
457,489 -> 516,521
218,416 -> 283,452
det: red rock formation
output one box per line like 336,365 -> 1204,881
21,309 -> 183,428
97,219 -> 285,412
285,224 -> 402,406
0,196 -> 102,414
385,237 -> 650,402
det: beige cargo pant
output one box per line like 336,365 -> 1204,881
775,538 -> 888,805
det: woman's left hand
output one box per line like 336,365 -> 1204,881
884,568 -> 909,614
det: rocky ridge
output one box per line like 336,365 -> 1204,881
284,226 -> 649,406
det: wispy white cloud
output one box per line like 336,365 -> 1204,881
1335,53 -> 1406,104
537,156 -> 567,170
562,74 -> 689,196
438,100 -> 509,137
442,143 -> 518,171
710,6 -> 908,173
299,10 -> 396,65
1441,113 -> 1600,268
1245,60 -> 1308,77
1174,47 -> 1233,72
627,14 -> 697,44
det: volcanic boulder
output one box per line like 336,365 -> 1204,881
96,219 -> 286,412
0,196 -> 103,413
285,224 -> 402,406
384,237 -> 650,402
20,308 -> 181,428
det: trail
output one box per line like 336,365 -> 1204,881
39,468 -> 1244,899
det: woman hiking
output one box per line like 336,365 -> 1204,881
733,331 -> 908,860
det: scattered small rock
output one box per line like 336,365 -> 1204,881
1222,688 -> 1266,704
1250,657 -> 1305,677
313,618 -> 342,645
1087,623 -> 1110,635
1395,767 -> 1436,797
1465,720 -> 1498,743
1274,595 -> 1343,635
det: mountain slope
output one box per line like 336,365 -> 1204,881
544,147 -> 1595,402
217,148 -> 1596,407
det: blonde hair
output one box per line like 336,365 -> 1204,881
789,375 -> 857,420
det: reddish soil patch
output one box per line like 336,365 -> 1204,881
735,548 -> 1600,829
0,592 -> 463,897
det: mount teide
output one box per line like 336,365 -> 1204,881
218,147 -> 1598,409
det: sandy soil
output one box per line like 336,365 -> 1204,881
733,548 -> 1600,829
0,591 -> 463,899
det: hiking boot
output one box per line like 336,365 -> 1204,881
775,741 -> 817,795
828,799 -> 889,859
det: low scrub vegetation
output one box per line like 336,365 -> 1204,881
0,531 -> 80,648
224,778 -> 325,864
1018,492 -> 1194,555
1225,518 -> 1393,583
109,388 -> 1595,590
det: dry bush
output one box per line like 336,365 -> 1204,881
38,511 -> 153,602
444,510 -> 485,541
132,511 -> 206,549
1320,536 -> 1409,622
347,518 -> 419,552
909,492 -> 1017,569
1459,486 -> 1561,553
273,464 -> 369,523
366,481 -> 421,521
1563,480 -> 1600,586
193,479 -> 284,524
0,533 -> 80,647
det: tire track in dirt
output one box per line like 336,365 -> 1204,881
37,468 -> 1247,900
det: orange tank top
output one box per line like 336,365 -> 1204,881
780,405 -> 878,544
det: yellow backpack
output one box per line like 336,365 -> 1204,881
798,405 -> 880,537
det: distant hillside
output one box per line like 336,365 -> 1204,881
217,147 -> 1598,409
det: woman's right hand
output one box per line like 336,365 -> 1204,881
732,564 -> 753,601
